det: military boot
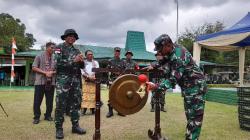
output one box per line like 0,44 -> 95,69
150,104 -> 155,112
72,123 -> 86,135
161,104 -> 167,112
56,128 -> 64,139
106,104 -> 113,118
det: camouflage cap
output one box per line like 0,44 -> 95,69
154,34 -> 172,51
61,29 -> 79,40
125,50 -> 133,56
114,47 -> 121,51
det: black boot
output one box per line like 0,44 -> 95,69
150,104 -> 155,112
161,105 -> 167,112
106,104 -> 113,118
81,108 -> 87,116
56,128 -> 64,139
72,124 -> 86,135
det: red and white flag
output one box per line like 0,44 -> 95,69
11,37 -> 17,83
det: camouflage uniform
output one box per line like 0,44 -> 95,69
150,61 -> 169,112
123,58 -> 138,73
156,45 -> 207,140
106,56 -> 125,117
108,57 -> 125,81
54,43 -> 84,129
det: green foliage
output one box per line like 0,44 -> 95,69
224,51 -> 239,65
178,21 -> 250,66
178,21 -> 224,51
178,21 -> 228,63
0,13 -> 36,52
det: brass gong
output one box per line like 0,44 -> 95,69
109,74 -> 148,115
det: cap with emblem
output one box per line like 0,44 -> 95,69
114,47 -> 121,52
61,29 -> 79,40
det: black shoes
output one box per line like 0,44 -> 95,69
33,119 -> 40,124
150,108 -> 155,112
33,116 -> 53,124
56,128 -> 64,139
72,125 -> 86,135
81,108 -> 87,116
44,116 -> 53,121
106,111 -> 113,118
81,108 -> 95,115
150,104 -> 155,112
161,107 -> 167,112
106,105 -> 114,118
55,125 -> 86,139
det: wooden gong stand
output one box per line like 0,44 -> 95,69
92,68 -> 166,140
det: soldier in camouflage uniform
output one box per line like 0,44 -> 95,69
54,29 -> 86,139
148,52 -> 167,112
147,34 -> 207,140
123,50 -> 139,72
106,47 -> 126,118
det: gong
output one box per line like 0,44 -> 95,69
109,74 -> 148,115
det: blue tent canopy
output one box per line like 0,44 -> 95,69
193,12 -> 250,86
197,12 -> 250,47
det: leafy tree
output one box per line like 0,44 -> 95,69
0,13 -> 36,53
178,21 -> 225,63
178,21 -> 250,67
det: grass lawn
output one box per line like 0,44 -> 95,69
0,87 -> 250,140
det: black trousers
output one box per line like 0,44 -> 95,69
33,85 -> 55,119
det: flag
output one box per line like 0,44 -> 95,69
10,37 -> 17,83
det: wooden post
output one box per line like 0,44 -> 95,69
93,73 -> 101,140
148,71 -> 167,140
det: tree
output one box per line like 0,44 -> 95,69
178,21 -> 238,64
0,13 -> 36,52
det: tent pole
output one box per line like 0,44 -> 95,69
239,47 -> 246,86
193,42 -> 201,66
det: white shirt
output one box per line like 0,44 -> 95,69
81,59 -> 99,77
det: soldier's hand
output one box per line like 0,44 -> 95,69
141,66 -> 154,71
146,82 -> 157,91
74,54 -> 84,62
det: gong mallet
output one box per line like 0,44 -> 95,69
0,103 -> 8,117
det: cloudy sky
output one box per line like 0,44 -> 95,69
0,0 -> 249,51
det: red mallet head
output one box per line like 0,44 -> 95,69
138,74 -> 148,83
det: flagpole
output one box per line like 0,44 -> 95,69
175,0 -> 179,44
10,37 -> 17,88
